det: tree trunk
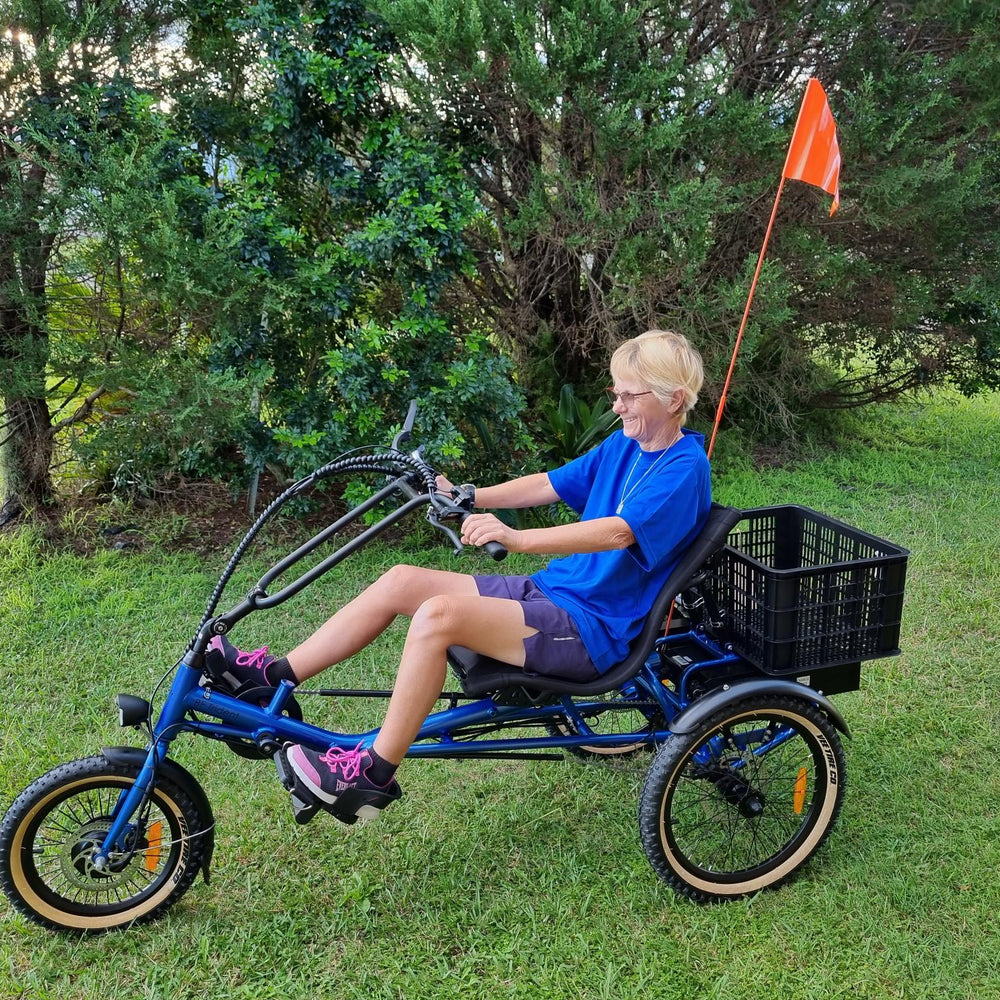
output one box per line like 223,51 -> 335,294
0,292 -> 55,518
0,395 -> 54,521
0,290 -> 56,519
0,143 -> 56,520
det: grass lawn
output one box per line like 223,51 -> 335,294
1,394 -> 998,999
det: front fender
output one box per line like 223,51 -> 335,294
101,746 -> 215,884
669,678 -> 851,739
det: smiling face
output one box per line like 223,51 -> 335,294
607,330 -> 704,450
608,377 -> 683,451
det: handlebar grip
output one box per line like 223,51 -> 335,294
457,510 -> 508,561
482,540 -> 508,562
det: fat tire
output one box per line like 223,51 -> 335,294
639,696 -> 845,902
0,755 -> 207,932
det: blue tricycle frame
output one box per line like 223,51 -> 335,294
0,406 -> 880,931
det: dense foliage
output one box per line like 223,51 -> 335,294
185,0 -> 529,484
373,0 -> 1000,428
0,0 -> 527,514
0,2 -> 193,515
2,0 -> 999,514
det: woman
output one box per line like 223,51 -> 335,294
207,330 -> 712,820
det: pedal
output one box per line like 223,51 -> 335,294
273,744 -> 295,790
273,746 -> 320,825
289,792 -> 321,825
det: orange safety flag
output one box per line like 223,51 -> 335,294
782,78 -> 841,215
705,77 -> 843,464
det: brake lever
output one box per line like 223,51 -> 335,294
426,508 -> 464,556
427,498 -> 508,562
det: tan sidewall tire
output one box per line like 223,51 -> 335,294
2,758 -> 202,932
640,698 -> 845,901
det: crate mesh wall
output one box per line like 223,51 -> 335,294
707,506 -> 908,674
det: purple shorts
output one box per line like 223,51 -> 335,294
473,575 -> 598,682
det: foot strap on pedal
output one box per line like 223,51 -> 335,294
328,786 -> 402,825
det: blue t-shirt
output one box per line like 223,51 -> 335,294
531,428 -> 712,673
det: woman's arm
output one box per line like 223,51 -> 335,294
460,513 -> 635,555
475,473 -> 559,509
436,472 -> 560,509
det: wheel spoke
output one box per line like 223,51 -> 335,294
679,721 -> 812,871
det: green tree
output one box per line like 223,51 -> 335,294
50,114 -> 269,493
372,0 -> 1000,433
0,0 -> 232,518
0,0 -> 527,516
197,0 -> 529,480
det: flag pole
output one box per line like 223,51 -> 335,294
707,77 -> 841,460
667,175 -> 788,636
672,79 -> 839,633
706,175 -> 788,460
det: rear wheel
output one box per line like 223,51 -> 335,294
0,756 -> 207,932
639,696 -> 845,901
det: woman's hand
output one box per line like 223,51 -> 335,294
435,474 -> 455,494
460,513 -> 523,552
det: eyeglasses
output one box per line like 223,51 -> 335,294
605,387 -> 654,407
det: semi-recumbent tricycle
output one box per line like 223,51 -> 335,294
0,405 -> 908,931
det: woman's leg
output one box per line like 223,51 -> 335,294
286,564 -> 479,680
371,594 -> 535,764
284,591 -> 538,818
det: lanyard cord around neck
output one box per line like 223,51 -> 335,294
617,446 -> 669,514
616,427 -> 683,514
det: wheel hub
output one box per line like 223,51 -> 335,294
65,820 -> 144,885
706,768 -> 766,818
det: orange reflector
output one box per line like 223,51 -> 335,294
144,821 -> 163,872
793,768 -> 808,814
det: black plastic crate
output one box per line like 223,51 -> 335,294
706,505 -> 909,674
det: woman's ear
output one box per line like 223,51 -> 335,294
671,387 -> 686,415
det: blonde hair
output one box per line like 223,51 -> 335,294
609,330 -> 704,424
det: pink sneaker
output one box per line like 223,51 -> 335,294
284,744 -> 402,823
206,635 -> 280,691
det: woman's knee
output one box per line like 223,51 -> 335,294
372,564 -> 477,616
368,564 -> 450,618
407,595 -> 463,645
376,563 -> 420,590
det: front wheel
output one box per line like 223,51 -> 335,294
0,756 -> 207,932
639,696 -> 845,902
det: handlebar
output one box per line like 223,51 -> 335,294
405,479 -> 508,563
458,511 -> 508,563
391,427 -> 508,562
193,402 -> 506,645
